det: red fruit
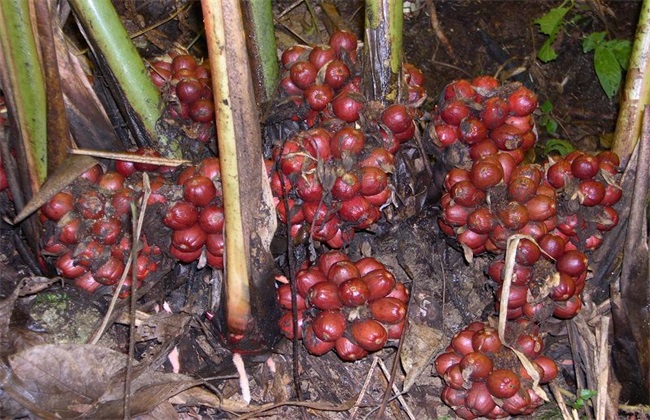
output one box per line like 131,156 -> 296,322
553,294 -> 583,319
172,224 -> 207,252
435,352 -> 462,376
164,201 -> 200,230
289,61 -> 317,89
381,104 -> 413,133
369,297 -> 407,324
324,59 -> 351,90
312,310 -> 347,342
327,260 -> 360,285
526,194 -> 557,221
471,326 -> 502,353
332,171 -> 361,200
318,250 -> 350,277
534,355 -> 559,383
502,388 -> 532,415
505,114 -> 534,132
358,166 -> 388,196
444,167 -> 471,191
354,257 -> 385,276
58,215 -> 84,245
490,124 -> 524,151
471,75 -> 500,95
443,79 -> 476,101
189,99 -> 214,123
296,266 -> 328,297
198,204 -> 225,234
450,180 -> 486,207
459,351 -> 494,381
172,54 -> 197,73
547,159 -> 573,189
497,283 -> 529,309
517,220 -> 548,241
480,97 -> 509,129
508,85 -> 538,116
350,319 -> 388,352
338,278 -> 371,306
303,324 -> 336,355
91,217 -> 122,245
539,233 -> 566,260
183,176 -> 216,207
509,176 -> 538,203
597,206 -> 619,231
433,123 -> 460,147
307,281 -> 342,310
457,228 -> 488,251
571,154 -> 599,180
497,201 -> 529,230
451,330 -> 475,355
94,256 -> 125,285
469,139 -> 498,160
466,381 -> 496,417
169,246 -> 202,263
496,152 -> 517,184
338,195 -> 372,223
97,172 -> 125,191
76,190 -> 105,220
470,159 -> 504,190
329,30 -> 358,59
385,281 -> 409,302
460,117 -> 488,145
281,45 -> 308,69
487,369 -> 521,399
601,184 -> 622,206
441,100 -> 471,126
556,250 -> 588,276
304,83 -> 334,111
42,192 -> 75,221
550,272 -> 577,301
443,203 -> 471,227
331,91 -> 365,123
279,310 -> 304,340
330,126 -> 365,158
280,76 -> 302,95
176,78 -> 203,104
578,179 -> 606,206
149,61 -> 172,87
295,173 -> 324,202
309,45 -> 336,69
362,268 -> 397,301
73,272 -> 102,294
56,252 -> 88,278
334,336 -> 368,361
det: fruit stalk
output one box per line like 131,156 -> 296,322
202,0 -> 280,353
363,0 -> 404,103
240,0 -> 279,104
612,0 -> 650,166
68,0 -> 176,157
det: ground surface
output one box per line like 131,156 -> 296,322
0,1 -> 643,419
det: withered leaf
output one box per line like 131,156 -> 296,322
400,322 -> 444,393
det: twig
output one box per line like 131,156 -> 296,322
549,381 -> 579,420
424,0 -> 456,61
377,359 -> 416,420
349,356 -> 380,420
68,148 -> 190,166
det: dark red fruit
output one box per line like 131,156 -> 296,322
289,61 -> 317,89
324,59 -> 351,90
350,319 -> 388,352
331,91 -> 365,123
183,176 -> 217,207
312,310 -> 347,342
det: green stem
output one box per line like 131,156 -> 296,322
241,0 -> 279,105
612,0 -> 650,165
68,0 -> 177,156
364,0 -> 404,104
0,0 -> 47,187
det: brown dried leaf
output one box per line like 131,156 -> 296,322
17,276 -> 59,296
13,155 -> 98,224
400,322 -> 444,393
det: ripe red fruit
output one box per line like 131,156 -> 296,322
176,78 -> 203,104
338,195 -> 373,223
369,297 -> 407,324
571,154 -> 600,180
471,326 -> 502,353
578,179 -> 606,206
450,180 -> 486,207
381,104 -> 413,133
98,172 -> 125,191
466,381 -> 496,417
469,139 -> 499,160
338,278 -> 371,306
435,352 -> 462,377
508,85 -> 538,116
76,190 -> 105,220
281,45 -> 308,69
303,324 -> 336,355
327,260 -> 360,285
334,336 -> 368,361
350,319 -> 388,351
296,266 -> 328,297
307,281 -> 342,310
443,79 -> 476,101
441,100 -> 471,126
289,61 -> 317,89
171,54 -> 197,73
471,75 -> 500,95
317,250 -> 350,277
556,250 -> 588,276
497,201 -> 529,230
432,123 -> 460,148
324,59 -> 351,90
91,217 -> 122,245
487,369 -> 521,398
331,171 -> 361,200
42,192 -> 75,221
443,203 -> 470,227
171,224 -> 207,252
508,176 -> 538,203
553,295 -> 583,319
460,117 -> 488,145
525,194 -> 557,221
279,310 -> 304,339
363,268 -> 397,301
329,30 -> 358,60
164,201 -> 200,230
467,207 -> 498,234
312,310 -> 347,342
480,97 -> 509,129
460,351 -> 494,381
547,159 -> 573,189
309,45 -> 337,69
470,159 -> 504,190
56,252 -> 88,278
358,166 -> 388,196
189,99 -> 215,123
183,175 -> 217,207
331,91 -> 365,123
198,204 -> 225,234
490,124 -> 524,151
330,126 -> 365,158
304,83 -> 334,111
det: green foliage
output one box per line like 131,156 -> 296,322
539,100 -> 559,135
544,139 -> 575,157
534,3 -> 632,98
572,388 -> 597,410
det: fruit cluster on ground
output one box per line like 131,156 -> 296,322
277,251 -> 408,361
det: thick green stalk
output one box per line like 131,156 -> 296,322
68,0 -> 175,156
241,0 -> 279,104
0,0 -> 47,187
364,0 -> 404,103
612,0 -> 650,166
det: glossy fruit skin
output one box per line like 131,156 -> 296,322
289,61 -> 317,89
330,127 -> 365,158
164,201 -> 200,230
183,176 -> 217,207
381,104 -> 413,133
471,159 -> 503,190
312,310 -> 347,342
303,324 -> 336,355
459,351 -> 494,381
171,224 -> 207,253
324,60 -> 350,89
331,91 -> 365,123
369,297 -> 407,324
198,204 -> 225,234
338,278 -> 371,307
335,336 -> 368,361
350,319 -> 388,352
304,83 -> 334,111
42,192 -> 75,221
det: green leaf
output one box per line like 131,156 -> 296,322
545,139 -> 575,156
538,38 -> 558,62
534,7 -> 570,35
540,99 -> 554,113
583,31 -> 606,53
545,118 -> 558,135
594,45 -> 622,98
606,39 -> 632,70
579,389 -> 597,400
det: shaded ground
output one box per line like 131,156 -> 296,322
0,1 -> 643,419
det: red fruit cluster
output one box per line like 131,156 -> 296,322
272,32 -> 426,247
430,78 -> 536,162
435,320 -> 557,419
40,163 -> 164,297
167,157 -> 225,268
278,251 -> 408,361
149,53 -> 215,143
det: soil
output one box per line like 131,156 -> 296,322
0,1 -> 644,419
